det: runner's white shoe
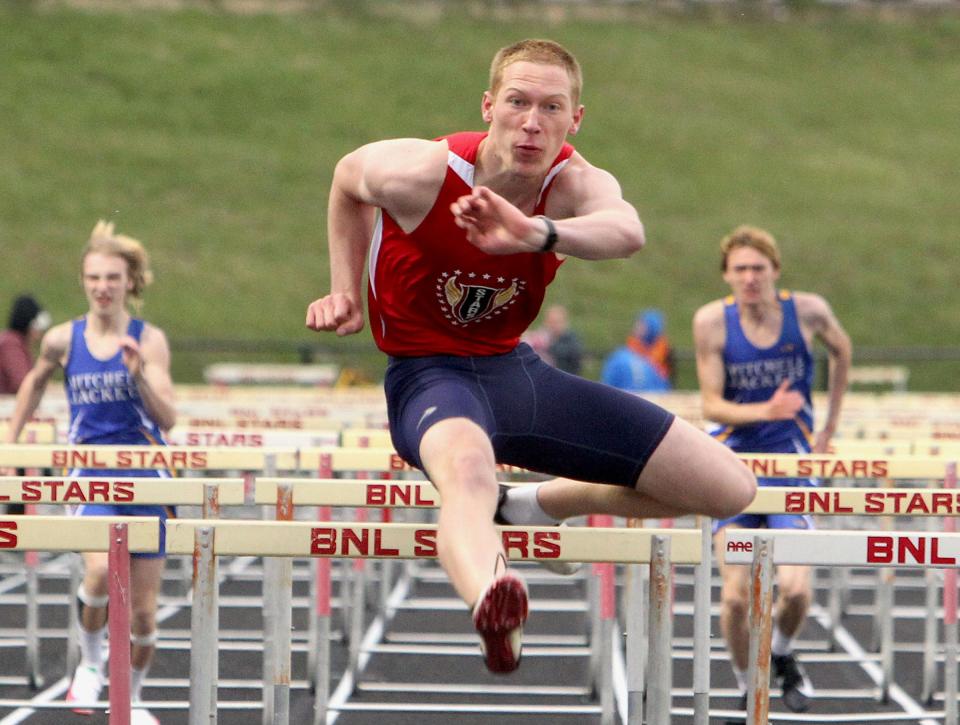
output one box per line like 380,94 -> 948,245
66,663 -> 104,715
494,484 -> 582,576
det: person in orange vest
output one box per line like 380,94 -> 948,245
601,308 -> 674,392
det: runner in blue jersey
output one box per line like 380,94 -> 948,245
693,225 -> 852,719
4,221 -> 175,725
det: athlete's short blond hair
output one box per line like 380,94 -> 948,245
83,220 -> 154,308
489,39 -> 583,107
720,225 -> 781,271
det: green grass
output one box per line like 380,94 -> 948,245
2,2 -> 958,389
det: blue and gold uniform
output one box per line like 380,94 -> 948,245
65,316 -> 171,557
712,291 -> 815,531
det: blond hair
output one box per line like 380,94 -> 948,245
83,221 -> 154,309
489,39 -> 583,107
720,225 -> 781,271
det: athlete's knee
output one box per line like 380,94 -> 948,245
441,447 -> 497,492
130,628 -> 158,649
82,559 -> 110,587
721,586 -> 749,620
712,466 -> 756,519
777,579 -> 812,612
130,607 -> 158,637
77,584 -> 109,617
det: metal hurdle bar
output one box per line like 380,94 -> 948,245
166,517 -> 702,725
737,453 -> 955,696
632,452 -> 956,723
0,475 -> 244,694
0,515 -> 159,723
726,525 -> 960,725
0,442 -> 272,715
727,474 -> 960,723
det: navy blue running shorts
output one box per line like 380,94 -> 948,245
384,343 -> 675,487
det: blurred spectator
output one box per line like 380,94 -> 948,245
601,308 -> 674,392
0,294 -> 50,395
523,304 -> 584,375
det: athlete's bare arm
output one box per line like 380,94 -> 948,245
122,324 -> 176,432
795,292 -> 852,451
450,154 -> 643,259
693,300 -> 805,426
306,138 -> 447,336
3,322 -> 70,444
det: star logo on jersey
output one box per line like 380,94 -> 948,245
436,271 -> 524,326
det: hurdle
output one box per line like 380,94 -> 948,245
0,476 -> 243,717
724,471 -> 960,723
0,515 -> 159,723
0,442 -> 268,704
165,517 -> 701,725
254,476 -> 600,723
725,524 -> 960,724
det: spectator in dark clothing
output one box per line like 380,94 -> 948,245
523,304 -> 584,375
1,294 -> 50,395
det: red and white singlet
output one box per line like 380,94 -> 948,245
367,131 -> 574,357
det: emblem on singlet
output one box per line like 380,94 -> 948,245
436,271 -> 524,327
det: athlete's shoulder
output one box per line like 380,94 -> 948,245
546,150 -> 629,218
692,299 -> 727,346
791,290 -> 831,316
37,320 -> 72,365
139,321 -> 170,350
693,297 -> 727,323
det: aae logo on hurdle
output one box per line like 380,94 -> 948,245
725,529 -> 960,567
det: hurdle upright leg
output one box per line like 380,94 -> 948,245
189,525 -> 217,725
24,502 -> 44,690
691,516 -> 712,725
108,523 -> 132,725
646,534 -> 673,725
625,561 -> 646,725
746,534 -> 773,725
943,461 -> 958,725
922,513 -> 940,704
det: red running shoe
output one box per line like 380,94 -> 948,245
472,573 -> 529,674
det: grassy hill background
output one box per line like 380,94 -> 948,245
2,1 -> 958,389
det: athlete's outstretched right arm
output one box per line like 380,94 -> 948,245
306,138 -> 445,336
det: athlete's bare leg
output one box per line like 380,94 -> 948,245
79,552 -> 109,631
774,564 -> 812,638
419,417 -> 507,606
535,416 -> 756,521
130,557 -> 165,670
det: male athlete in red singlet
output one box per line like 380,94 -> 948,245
307,39 -> 757,674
